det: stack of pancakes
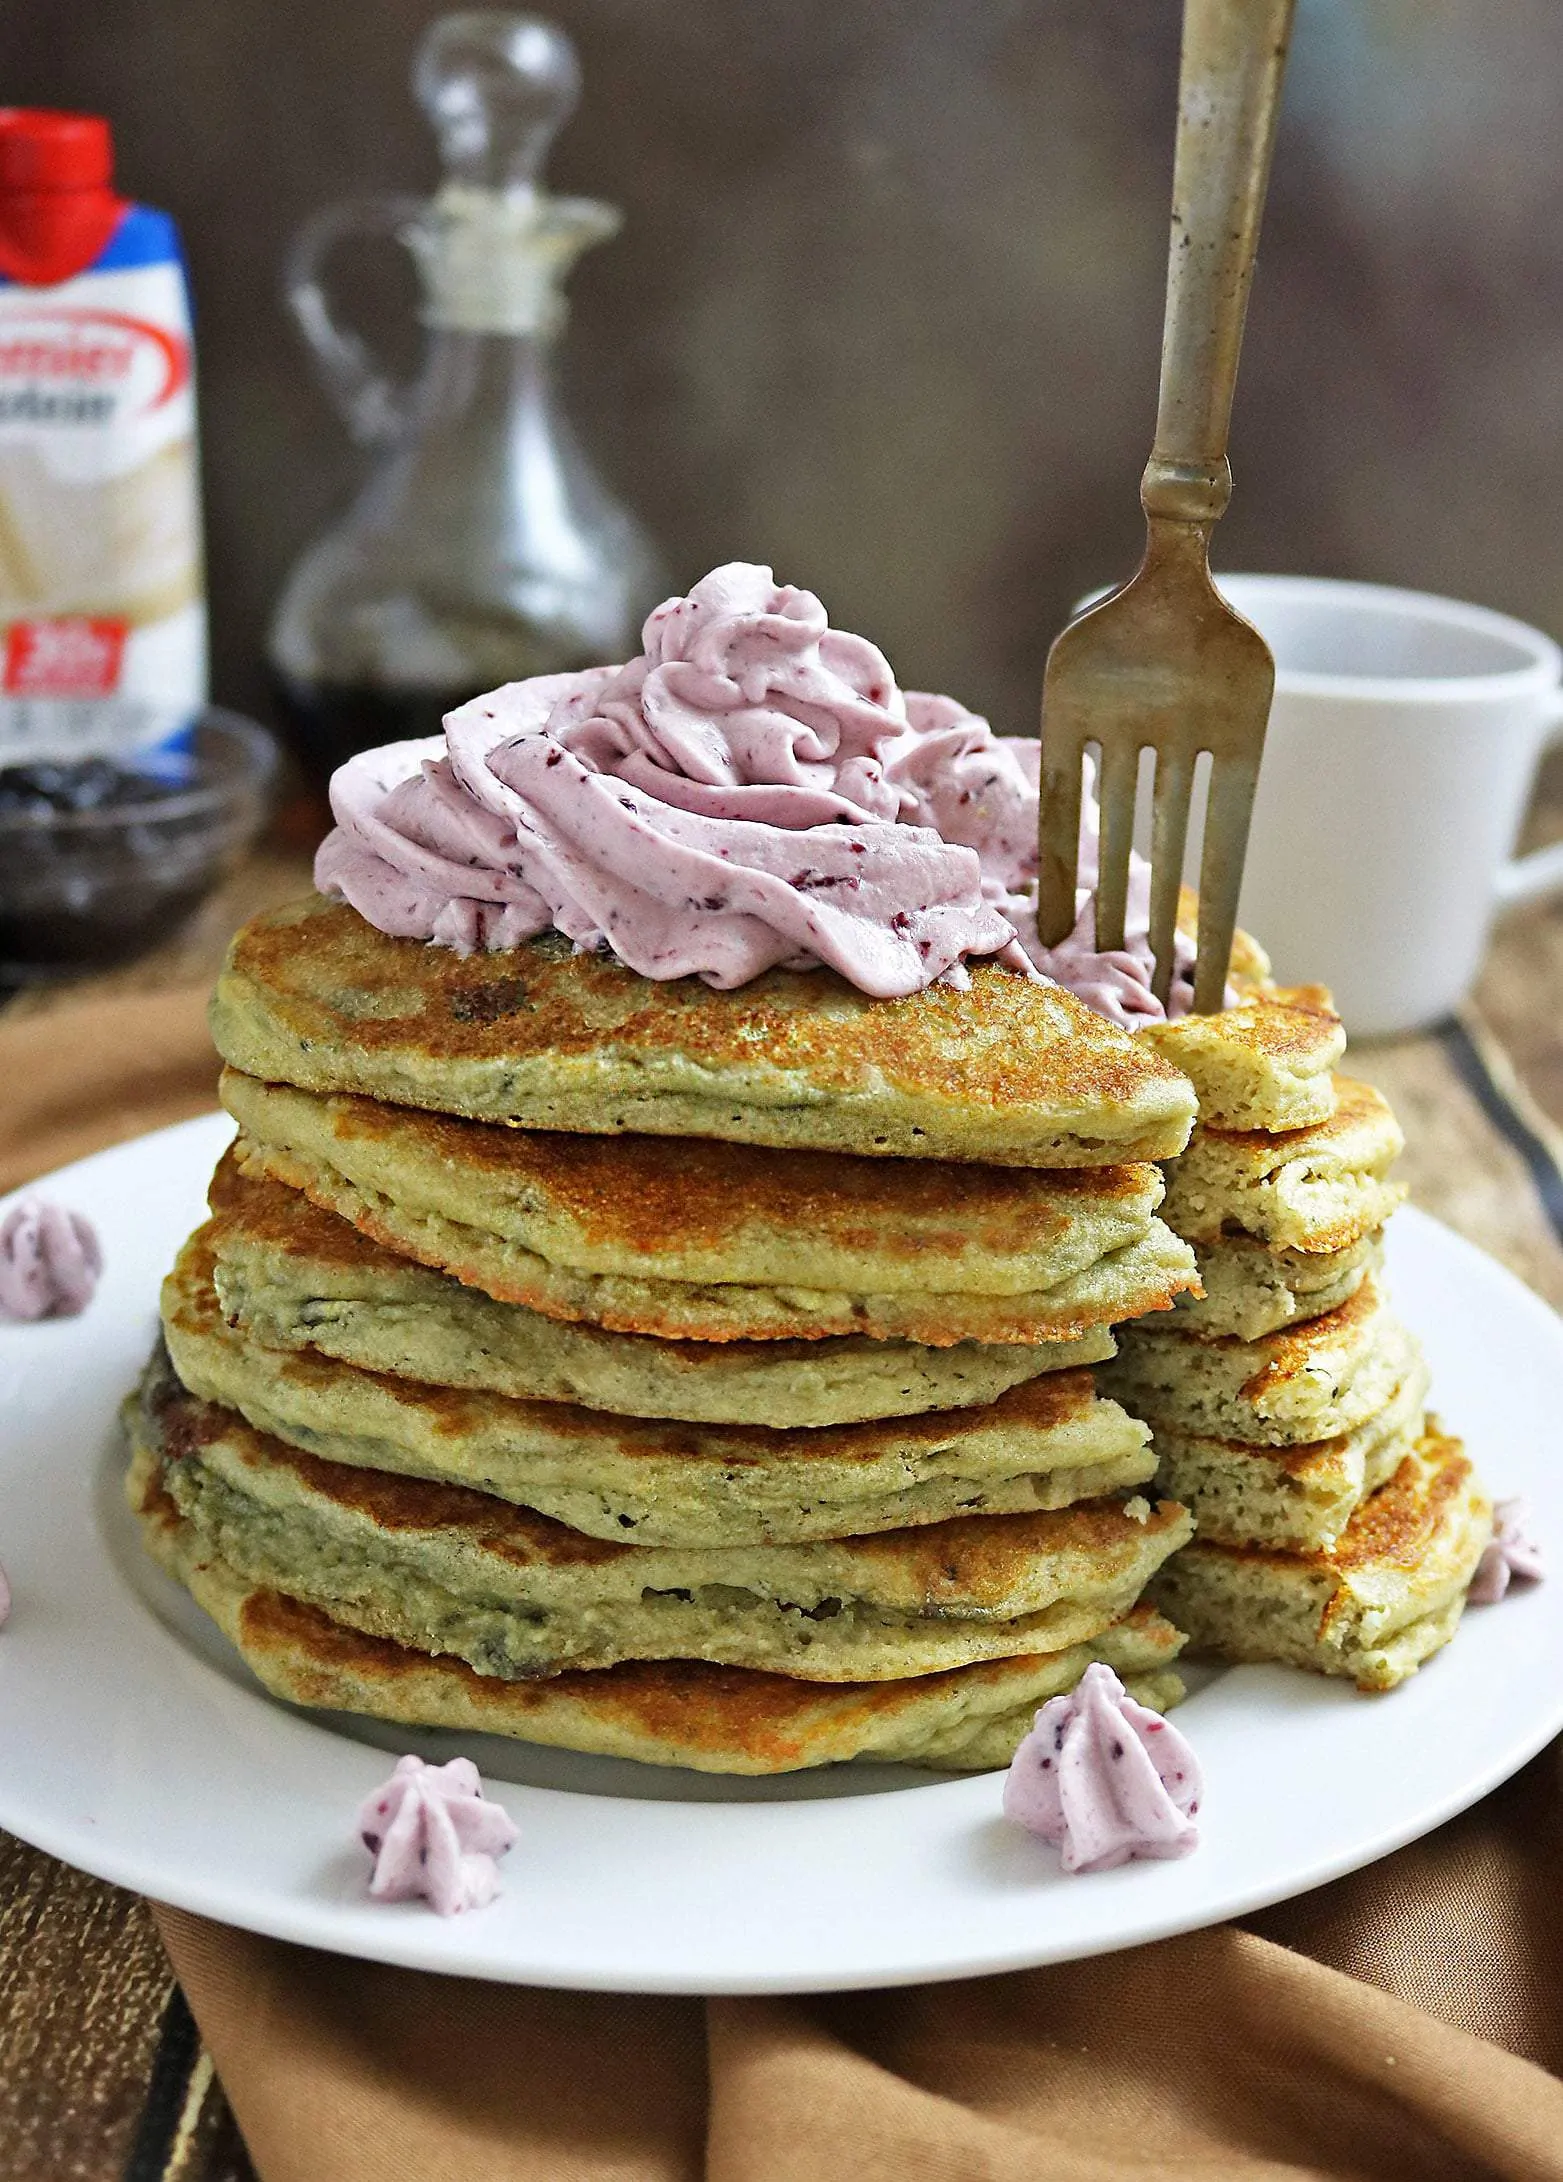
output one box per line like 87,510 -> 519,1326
1108,990 -> 1492,1690
128,894 -> 1215,1775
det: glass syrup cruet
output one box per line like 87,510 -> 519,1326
268,11 -> 664,781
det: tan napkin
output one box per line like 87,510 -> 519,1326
5,985 -> 1563,2182
0,981 -> 219,1193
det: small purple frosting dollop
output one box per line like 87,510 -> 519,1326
357,1754 -> 518,1916
0,1200 -> 102,1321
1469,1497 -> 1544,1605
1002,1662 -> 1202,1874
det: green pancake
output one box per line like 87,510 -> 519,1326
1148,1355 -> 1429,1554
1149,1427 -> 1490,1691
219,1071 -> 1199,1346
210,894 -> 1198,1167
1168,1231 -> 1382,1343
165,1236 -> 1156,1547
131,1448 -> 1186,1771
206,1154 -> 1114,1426
129,1355 -> 1193,1685
1158,1077 -> 1406,1254
1104,1277 -> 1419,1448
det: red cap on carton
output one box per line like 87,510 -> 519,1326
0,110 -> 127,286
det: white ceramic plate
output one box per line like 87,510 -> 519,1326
0,1112 -> 1557,1994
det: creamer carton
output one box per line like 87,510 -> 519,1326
0,108 -> 205,764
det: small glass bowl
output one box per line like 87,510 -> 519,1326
0,709 -> 279,982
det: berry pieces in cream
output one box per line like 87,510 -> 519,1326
357,1753 -> 518,1915
0,1200 -> 102,1322
1002,1659 -> 1201,1873
1469,1498 -> 1544,1605
317,563 -> 1016,996
314,561 -> 1195,1021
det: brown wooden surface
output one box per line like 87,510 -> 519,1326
0,844 -> 1559,2181
0,1835 -> 170,2175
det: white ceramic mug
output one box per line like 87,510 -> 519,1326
1198,576 -> 1563,1036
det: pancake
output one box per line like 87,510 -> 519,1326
1157,1077 -> 1406,1253
209,895 -> 1199,1167
1149,1426 -> 1490,1690
1169,1231 -> 1382,1342
220,1068 -> 1169,1299
225,1124 -> 1198,1350
1104,1278 -> 1419,1447
1149,1354 -> 1430,1553
164,1240 -> 1156,1547
1136,987 -> 1344,1134
128,1358 -> 1193,1684
207,1158 -> 1107,1425
131,1456 -> 1186,1770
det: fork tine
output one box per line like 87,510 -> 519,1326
1093,736 -> 1139,953
1037,725 -> 1085,949
1147,745 -> 1196,1009
1193,751 -> 1263,1013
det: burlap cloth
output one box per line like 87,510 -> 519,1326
5,981 -> 1563,2182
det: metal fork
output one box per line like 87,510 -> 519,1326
1038,0 -> 1296,1012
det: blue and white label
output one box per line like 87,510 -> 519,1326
0,206 -> 207,764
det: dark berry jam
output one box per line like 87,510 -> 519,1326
0,727 -> 266,980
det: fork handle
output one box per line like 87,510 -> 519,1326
1141,0 -> 1295,527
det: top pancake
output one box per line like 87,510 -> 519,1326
210,896 -> 1198,1167
1135,987 -> 1345,1133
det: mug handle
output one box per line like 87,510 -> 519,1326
1494,691 -> 1563,907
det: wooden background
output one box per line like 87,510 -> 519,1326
3,0 -> 1563,742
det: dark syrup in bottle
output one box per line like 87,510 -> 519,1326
274,677 -> 491,783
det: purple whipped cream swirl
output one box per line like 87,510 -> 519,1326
1469,1497 -> 1544,1605
358,1754 -> 518,1916
1002,1660 -> 1202,1874
0,1200 -> 102,1322
315,562 -> 1196,1020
